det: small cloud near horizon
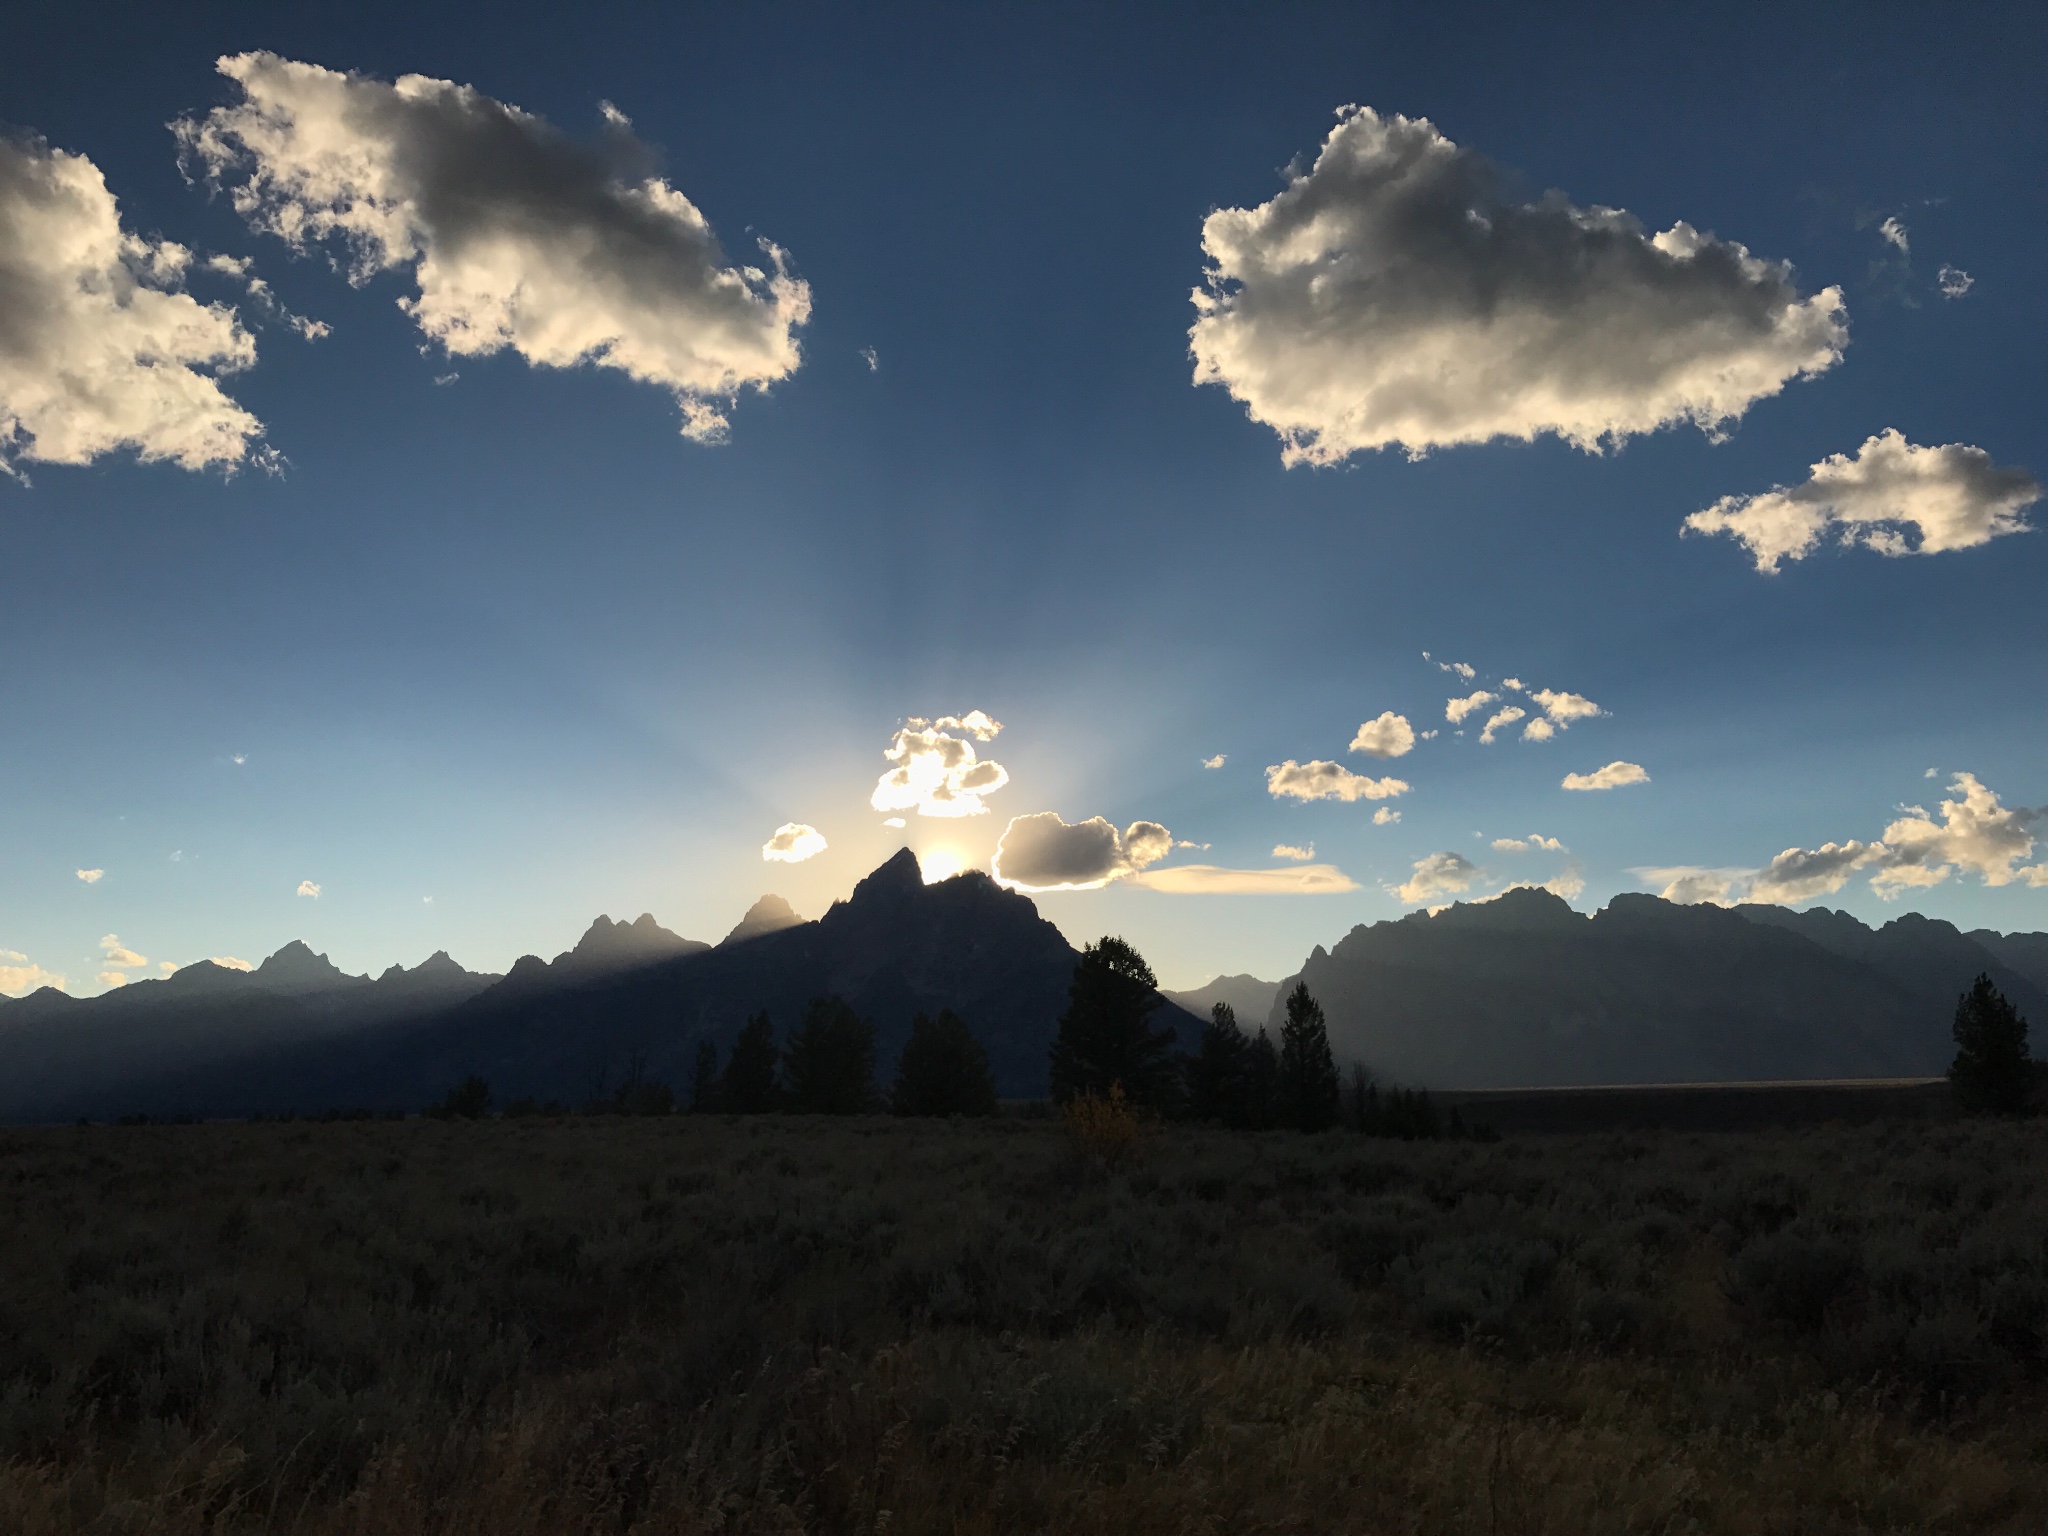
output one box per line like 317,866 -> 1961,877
1562,761 -> 1650,791
762,823 -> 827,863
76,869 -> 104,883
297,880 -> 321,897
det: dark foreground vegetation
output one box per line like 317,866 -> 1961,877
5,1110 -> 2048,1534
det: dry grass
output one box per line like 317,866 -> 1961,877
2,1114 -> 2045,1532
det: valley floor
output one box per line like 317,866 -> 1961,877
2,1112 -> 2045,1533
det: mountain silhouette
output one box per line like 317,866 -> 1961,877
721,894 -> 804,946
1163,974 -> 1280,1025
1267,888 -> 2048,1088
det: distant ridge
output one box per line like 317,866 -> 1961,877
721,895 -> 803,947
1163,974 -> 1280,1024
1267,888 -> 2048,1089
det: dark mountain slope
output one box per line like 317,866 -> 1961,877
1968,929 -> 2048,993
0,951 -> 500,1122
271,850 -> 1194,1109
1270,889 -> 2048,1089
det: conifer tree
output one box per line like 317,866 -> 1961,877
1950,973 -> 2034,1115
1276,981 -> 1341,1131
1048,936 -> 1179,1108
1245,1027 -> 1279,1130
891,1009 -> 998,1116
721,1011 -> 781,1113
783,996 -> 878,1114
1186,1002 -> 1254,1125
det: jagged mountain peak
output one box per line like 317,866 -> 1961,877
558,912 -> 705,973
721,895 -> 804,947
252,941 -> 365,994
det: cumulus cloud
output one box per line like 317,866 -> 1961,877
1878,216 -> 1910,254
177,52 -> 810,442
1265,760 -> 1409,803
297,880 -> 321,897
872,713 -> 1009,818
0,133 -> 269,478
1393,851 -> 1481,905
1478,706 -> 1525,744
761,822 -> 827,863
1445,690 -> 1497,724
1522,718 -> 1556,742
1505,868 -> 1585,901
1653,773 -> 2046,907
1530,689 -> 1602,727
1684,430 -> 2040,572
99,934 -> 147,969
1349,711 -> 1415,759
1435,659 -> 1477,680
76,868 -> 104,883
0,954 -> 64,996
1272,842 -> 1315,861
211,956 -> 255,971
992,811 -> 1172,892
1136,863 -> 1360,895
1938,265 -> 1973,299
1562,761 -> 1649,791
1189,106 -> 1846,464
1372,807 -> 1401,825
882,816 -> 906,829
1871,773 -> 2045,896
1201,754 -> 1227,769
96,970 -> 129,989
1492,835 -> 1564,853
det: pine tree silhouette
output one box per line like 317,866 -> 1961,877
721,1012 -> 781,1113
890,1009 -> 998,1116
1950,973 -> 2034,1115
783,997 -> 878,1114
1276,982 -> 1341,1131
1048,936 -> 1179,1108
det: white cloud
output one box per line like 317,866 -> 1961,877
1136,863 -> 1360,895
1750,841 -> 1887,904
1272,842 -> 1315,861
0,955 -> 64,996
1878,216 -> 1910,254
1562,761 -> 1650,791
231,753 -> 247,765
1445,690 -> 1497,724
1872,773 -> 2045,896
1372,807 -> 1401,826
1522,718 -> 1556,742
1645,867 -> 1748,906
96,971 -> 129,989
1504,868 -> 1585,901
1437,660 -> 1477,680
1189,105 -> 1845,464
761,822 -> 827,863
1652,773 -> 2046,907
860,345 -> 878,371
1492,834 -> 1564,853
1393,851 -> 1481,905
1265,760 -> 1409,803
98,934 -> 147,969
882,816 -> 906,828
1530,689 -> 1602,726
1501,677 -> 1524,691
1938,265 -> 1973,299
992,811 -> 1172,892
1201,754 -> 1227,769
1684,430 -> 2040,572
1478,705 -> 1525,744
872,714 -> 1009,818
1349,711 -> 1415,759
0,133 -> 268,478
177,53 -> 810,443
76,868 -> 104,884
297,879 -> 321,897
158,961 -> 176,975
210,956 -> 255,971
1418,730 -> 1438,741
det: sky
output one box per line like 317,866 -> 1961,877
3,0 -> 2045,997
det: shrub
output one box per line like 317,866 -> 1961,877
429,1075 -> 492,1119
1063,1081 -> 1141,1168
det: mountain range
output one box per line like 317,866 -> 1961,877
1264,888 -> 2048,1089
4,851 -> 2044,1121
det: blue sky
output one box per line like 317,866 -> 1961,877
3,1 -> 2045,995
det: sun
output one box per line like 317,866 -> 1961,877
918,845 -> 972,884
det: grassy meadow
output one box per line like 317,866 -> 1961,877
3,1110 -> 2047,1533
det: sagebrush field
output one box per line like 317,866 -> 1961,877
4,1112 -> 2046,1532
